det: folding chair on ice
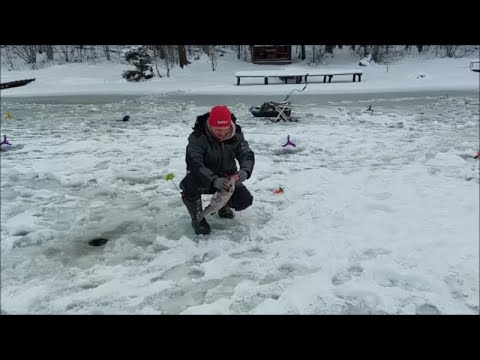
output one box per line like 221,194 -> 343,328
271,101 -> 293,122
270,80 -> 308,122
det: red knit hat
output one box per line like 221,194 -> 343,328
208,105 -> 232,128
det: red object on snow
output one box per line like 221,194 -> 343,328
474,150 -> 480,159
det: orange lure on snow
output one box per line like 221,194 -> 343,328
274,187 -> 284,194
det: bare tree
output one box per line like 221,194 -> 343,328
459,45 -> 478,57
371,45 -> 381,62
248,45 -> 253,62
58,45 -> 72,62
46,45 -> 54,61
90,46 -> 99,60
372,46 -> 395,63
103,45 -> 111,61
159,45 -> 166,59
1,46 -> 18,70
205,45 -> 218,71
75,45 -> 86,62
146,45 -> 164,77
353,45 -> 368,59
440,45 -> 477,58
165,45 -> 178,76
325,45 -> 334,54
147,45 -> 177,77
233,45 -> 249,61
363,45 -> 369,57
383,48 -> 394,72
444,45 -> 458,58
9,45 -> 38,69
311,45 -> 325,65
301,45 -> 306,60
245,46 -> 252,62
178,45 -> 188,68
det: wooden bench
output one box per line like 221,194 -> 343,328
235,69 -> 362,85
235,70 -> 307,85
305,70 -> 363,83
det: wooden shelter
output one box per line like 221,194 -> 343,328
250,45 -> 292,64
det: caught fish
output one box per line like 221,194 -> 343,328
197,176 -> 236,221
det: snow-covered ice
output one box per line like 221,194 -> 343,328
1,91 -> 478,314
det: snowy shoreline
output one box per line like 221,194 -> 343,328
1,89 -> 477,105
1,55 -> 478,100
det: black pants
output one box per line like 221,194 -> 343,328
180,172 -> 253,211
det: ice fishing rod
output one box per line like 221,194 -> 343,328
283,74 -> 309,102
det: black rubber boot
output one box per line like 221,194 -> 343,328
182,196 -> 211,235
218,205 -> 234,219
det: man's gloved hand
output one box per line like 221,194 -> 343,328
235,169 -> 248,184
213,177 -> 231,191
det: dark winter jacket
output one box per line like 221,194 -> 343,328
185,112 -> 255,189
